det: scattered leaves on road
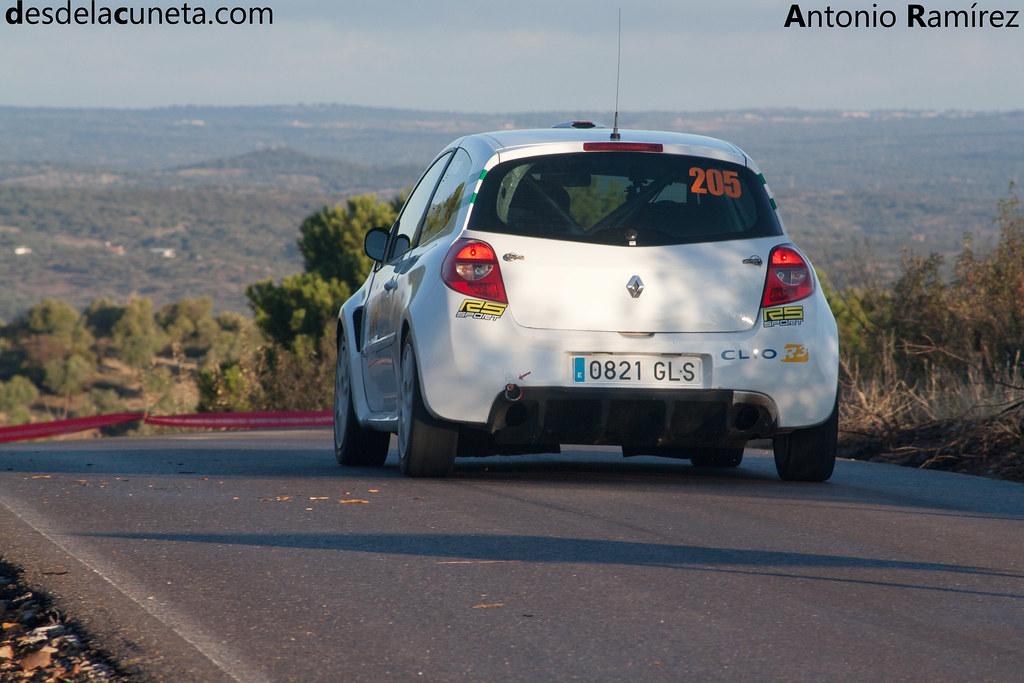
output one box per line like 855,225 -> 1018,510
1,561 -> 122,681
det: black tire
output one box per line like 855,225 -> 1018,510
690,447 -> 744,468
398,338 -> 457,477
773,397 -> 838,482
334,331 -> 390,467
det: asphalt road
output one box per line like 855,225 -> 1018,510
1,431 -> 1022,682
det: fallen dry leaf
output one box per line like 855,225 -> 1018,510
0,644 -> 13,659
471,603 -> 504,609
309,497 -> 329,500
19,648 -> 52,671
338,499 -> 370,504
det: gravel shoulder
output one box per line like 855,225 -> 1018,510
0,498 -> 236,683
1,559 -> 121,682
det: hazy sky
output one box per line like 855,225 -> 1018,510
2,0 -> 1022,112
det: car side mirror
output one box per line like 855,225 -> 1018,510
364,227 -> 390,262
392,234 -> 411,259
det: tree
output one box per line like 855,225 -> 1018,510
83,297 -> 125,359
200,311 -> 262,370
197,360 -> 261,413
297,193 -> 404,291
819,273 -> 892,376
247,192 -> 405,349
19,298 -> 97,381
157,296 -> 220,356
887,251 -> 953,376
111,298 -> 166,369
0,375 -> 38,413
0,373 -> 36,425
246,273 -> 351,349
948,187 -> 1024,370
83,298 -> 125,339
43,355 -> 92,400
27,298 -> 80,342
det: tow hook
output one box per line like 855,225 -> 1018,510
504,383 -> 523,402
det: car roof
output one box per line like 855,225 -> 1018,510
460,127 -> 752,166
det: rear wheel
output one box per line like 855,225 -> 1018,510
398,338 -> 457,477
690,447 -> 744,468
334,331 -> 390,467
773,398 -> 838,482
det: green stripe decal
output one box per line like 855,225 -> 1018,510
757,174 -> 777,208
468,169 -> 488,204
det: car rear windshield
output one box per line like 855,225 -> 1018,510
467,152 -> 783,246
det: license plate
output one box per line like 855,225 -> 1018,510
571,355 -> 702,386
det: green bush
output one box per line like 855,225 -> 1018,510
0,375 -> 38,413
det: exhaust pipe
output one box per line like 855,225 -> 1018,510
733,405 -> 761,432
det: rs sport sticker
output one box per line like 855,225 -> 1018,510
763,305 -> 804,327
456,299 -> 507,321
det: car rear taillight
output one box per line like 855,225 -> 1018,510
761,245 -> 814,306
442,239 -> 507,303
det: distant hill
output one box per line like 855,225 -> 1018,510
0,104 -> 1021,320
2,105 -> 1022,192
167,148 -> 421,195
0,104 -> 512,168
0,148 -> 422,195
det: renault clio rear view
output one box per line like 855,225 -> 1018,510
333,125 -> 839,481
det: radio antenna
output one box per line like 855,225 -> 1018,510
611,9 -> 621,140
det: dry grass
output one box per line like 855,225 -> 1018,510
839,349 -> 1024,481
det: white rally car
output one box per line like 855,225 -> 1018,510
333,124 -> 839,481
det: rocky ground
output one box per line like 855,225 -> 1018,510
0,563 -> 123,682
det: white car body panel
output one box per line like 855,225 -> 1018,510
483,233 -> 772,333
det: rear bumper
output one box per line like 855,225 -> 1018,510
408,279 -> 839,432
474,386 -> 778,450
413,315 -> 839,431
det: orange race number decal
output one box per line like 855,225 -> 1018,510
689,168 -> 742,198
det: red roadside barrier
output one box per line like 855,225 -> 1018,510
0,413 -> 147,443
0,410 -> 333,443
144,410 -> 332,430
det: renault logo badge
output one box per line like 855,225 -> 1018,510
626,275 -> 644,299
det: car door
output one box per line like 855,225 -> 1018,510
361,151 -> 453,413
